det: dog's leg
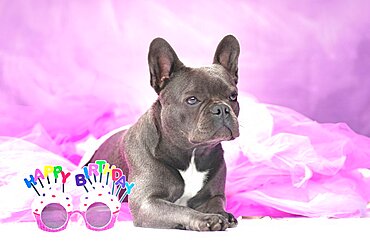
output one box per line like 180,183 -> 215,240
193,195 -> 238,228
131,197 -> 229,231
187,163 -> 238,228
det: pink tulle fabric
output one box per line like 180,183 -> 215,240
224,96 -> 370,218
1,94 -> 370,223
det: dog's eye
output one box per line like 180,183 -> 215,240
229,92 -> 238,101
186,96 -> 200,105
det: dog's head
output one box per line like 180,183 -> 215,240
148,35 -> 240,147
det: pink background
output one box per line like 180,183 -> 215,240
1,0 -> 370,164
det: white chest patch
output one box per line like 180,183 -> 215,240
174,149 -> 208,206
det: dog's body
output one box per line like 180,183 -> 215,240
87,35 -> 241,231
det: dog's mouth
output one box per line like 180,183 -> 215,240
189,124 -> 240,145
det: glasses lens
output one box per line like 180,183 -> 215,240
41,203 -> 68,229
85,202 -> 112,228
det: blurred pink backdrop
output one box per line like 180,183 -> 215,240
1,1 -> 370,163
0,0 -> 369,159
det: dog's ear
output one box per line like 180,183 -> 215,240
213,35 -> 240,84
148,38 -> 184,94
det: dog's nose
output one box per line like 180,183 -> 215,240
210,104 -> 230,117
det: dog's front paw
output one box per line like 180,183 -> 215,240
191,214 -> 229,231
220,212 -> 238,228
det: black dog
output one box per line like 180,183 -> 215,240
86,35 -> 241,231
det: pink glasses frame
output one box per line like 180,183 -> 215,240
33,205 -> 120,232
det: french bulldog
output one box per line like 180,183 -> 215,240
85,35 -> 241,231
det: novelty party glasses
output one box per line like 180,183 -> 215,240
32,185 -> 121,232
24,161 -> 135,232
35,202 -> 116,232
